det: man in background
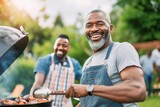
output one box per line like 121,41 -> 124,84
140,49 -> 155,96
152,45 -> 160,87
30,34 -> 82,107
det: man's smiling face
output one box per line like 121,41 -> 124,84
54,38 -> 70,60
85,12 -> 111,52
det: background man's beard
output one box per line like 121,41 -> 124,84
88,32 -> 109,51
55,53 -> 65,60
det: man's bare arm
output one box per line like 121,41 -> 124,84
65,66 -> 146,103
30,72 -> 45,95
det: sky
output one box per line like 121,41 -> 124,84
11,0 -> 116,27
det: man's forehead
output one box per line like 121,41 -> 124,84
85,13 -> 107,24
55,38 -> 69,43
86,12 -> 111,24
87,12 -> 105,20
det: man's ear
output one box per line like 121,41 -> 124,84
110,24 -> 113,32
68,45 -> 71,51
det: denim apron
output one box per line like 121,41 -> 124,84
80,43 -> 123,107
43,54 -> 74,107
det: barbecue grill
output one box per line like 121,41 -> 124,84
0,26 -> 52,107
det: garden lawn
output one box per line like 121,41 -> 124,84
139,96 -> 160,107
72,96 -> 160,107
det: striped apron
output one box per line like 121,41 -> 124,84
43,54 -> 74,107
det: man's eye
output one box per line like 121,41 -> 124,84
85,24 -> 92,28
97,22 -> 105,26
57,44 -> 60,46
62,44 -> 68,48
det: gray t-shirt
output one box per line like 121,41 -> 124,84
82,42 -> 141,107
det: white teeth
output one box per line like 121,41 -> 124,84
57,51 -> 63,55
91,33 -> 101,37
92,35 -> 98,38
91,35 -> 100,39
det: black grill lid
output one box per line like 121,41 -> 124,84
0,26 -> 29,76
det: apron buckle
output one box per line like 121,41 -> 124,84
104,60 -> 108,68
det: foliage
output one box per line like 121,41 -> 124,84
54,13 -> 64,28
72,98 -> 79,107
0,0 -> 34,29
111,0 -> 160,43
73,96 -> 160,107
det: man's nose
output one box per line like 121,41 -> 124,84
90,24 -> 99,31
58,45 -> 63,49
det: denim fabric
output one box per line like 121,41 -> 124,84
80,43 -> 123,107
144,73 -> 153,96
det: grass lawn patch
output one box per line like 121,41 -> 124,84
139,96 -> 160,107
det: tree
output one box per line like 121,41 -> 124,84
53,13 -> 64,28
112,0 -> 160,43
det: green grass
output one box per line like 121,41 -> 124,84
139,96 -> 160,107
72,96 -> 160,107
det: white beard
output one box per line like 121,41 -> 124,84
88,36 -> 106,51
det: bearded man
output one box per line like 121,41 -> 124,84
30,34 -> 82,107
65,9 -> 146,107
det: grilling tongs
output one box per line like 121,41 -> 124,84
33,87 -> 65,98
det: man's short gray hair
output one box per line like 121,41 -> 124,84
88,9 -> 111,24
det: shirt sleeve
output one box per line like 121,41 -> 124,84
116,42 -> 141,72
72,58 -> 82,80
34,55 -> 51,76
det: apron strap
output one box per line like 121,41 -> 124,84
67,56 -> 74,72
45,53 -> 55,88
51,53 -> 55,63
105,42 -> 114,60
83,42 -> 114,71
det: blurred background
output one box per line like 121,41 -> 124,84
0,0 -> 160,106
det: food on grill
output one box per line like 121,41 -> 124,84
0,99 -> 18,105
0,95 -> 49,106
26,96 -> 49,104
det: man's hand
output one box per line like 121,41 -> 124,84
65,84 -> 87,98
